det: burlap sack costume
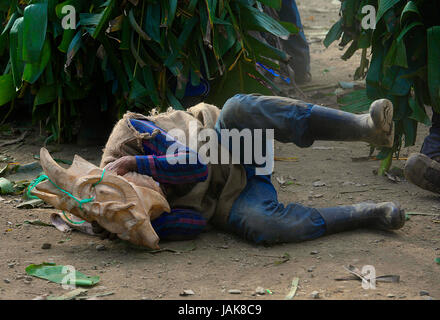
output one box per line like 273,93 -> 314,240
100,103 -> 247,228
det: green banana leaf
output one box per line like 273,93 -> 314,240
0,73 -> 16,106
22,2 -> 48,63
26,263 -> 100,287
427,26 -> 440,112
0,0 -> 296,141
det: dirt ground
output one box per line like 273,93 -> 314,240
1,0 -> 439,300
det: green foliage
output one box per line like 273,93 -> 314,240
337,88 -> 374,113
0,0 -> 295,141
25,262 -> 100,286
326,0 -> 440,172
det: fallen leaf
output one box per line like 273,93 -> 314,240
375,275 -> 400,283
274,157 -> 299,162
25,263 -> 100,286
272,253 -> 291,266
78,292 -> 114,300
312,146 -> 334,150
17,199 -> 44,209
24,219 -> 54,227
47,288 -> 88,300
406,212 -> 438,217
284,277 -> 299,300
335,265 -> 400,284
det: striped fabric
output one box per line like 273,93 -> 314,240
130,119 -> 208,238
151,209 -> 207,240
130,119 -> 208,185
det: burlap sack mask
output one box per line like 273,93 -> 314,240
31,148 -> 170,249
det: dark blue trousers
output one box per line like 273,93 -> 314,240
278,0 -> 311,79
421,111 -> 440,159
216,94 -> 326,244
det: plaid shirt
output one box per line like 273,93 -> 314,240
130,118 -> 208,239
130,119 -> 208,185
151,208 -> 207,240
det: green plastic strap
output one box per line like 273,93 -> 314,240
92,169 -> 106,187
26,169 -> 107,224
27,175 -> 49,200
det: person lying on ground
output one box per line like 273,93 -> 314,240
95,94 -> 405,245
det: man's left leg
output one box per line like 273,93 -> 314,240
228,166 -> 326,244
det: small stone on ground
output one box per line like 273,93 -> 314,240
180,290 -> 195,296
41,243 -> 51,249
228,289 -> 242,294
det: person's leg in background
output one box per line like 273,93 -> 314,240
217,94 -> 405,245
420,111 -> 440,161
278,0 -> 311,84
404,110 -> 440,194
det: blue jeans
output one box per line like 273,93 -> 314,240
216,94 -> 326,244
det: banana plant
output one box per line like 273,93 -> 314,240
0,0 -> 298,141
325,0 -> 440,174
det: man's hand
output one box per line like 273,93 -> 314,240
104,156 -> 137,176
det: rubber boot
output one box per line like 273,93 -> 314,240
403,110 -> 440,194
318,202 -> 405,235
309,99 -> 395,147
404,153 -> 440,194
